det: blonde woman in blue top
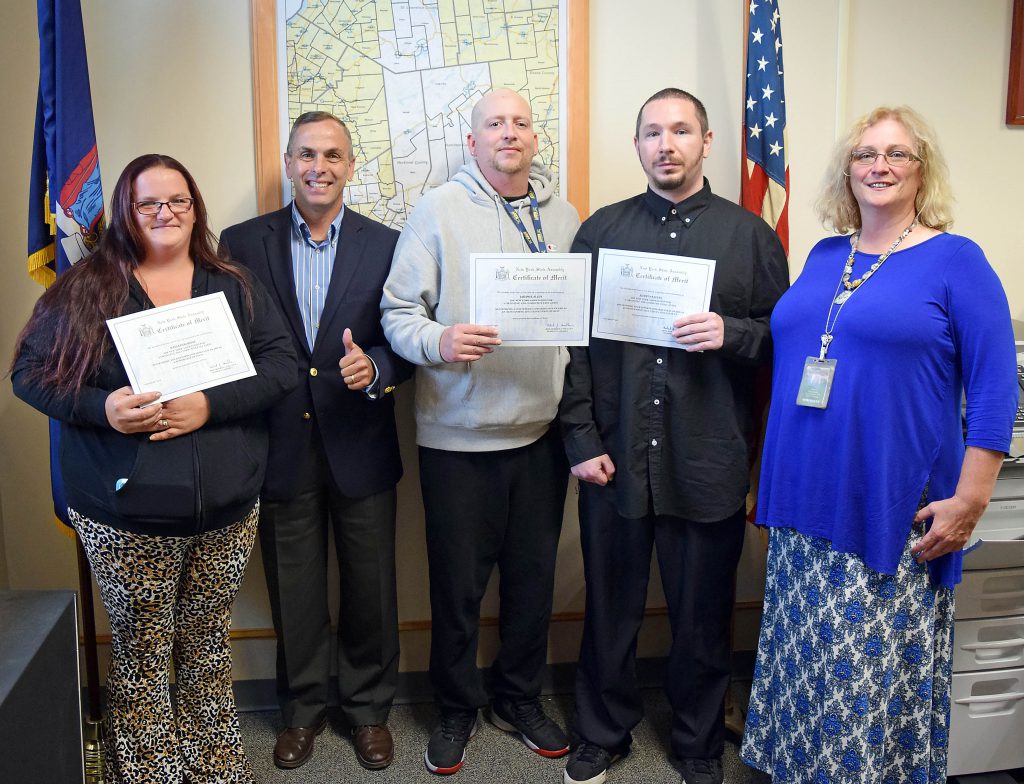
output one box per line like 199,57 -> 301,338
741,107 -> 1018,783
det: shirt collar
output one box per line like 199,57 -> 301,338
290,201 -> 345,247
642,177 -> 712,223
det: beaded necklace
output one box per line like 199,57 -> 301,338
833,218 -> 917,305
817,217 -> 918,360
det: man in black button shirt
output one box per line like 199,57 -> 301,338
560,88 -> 789,784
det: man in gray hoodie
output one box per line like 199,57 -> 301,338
381,88 -> 580,775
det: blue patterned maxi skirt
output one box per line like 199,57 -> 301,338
740,524 -> 954,784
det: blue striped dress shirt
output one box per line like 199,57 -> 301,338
290,203 -> 344,351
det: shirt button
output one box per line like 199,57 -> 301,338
654,399 -> 660,405
685,217 -> 691,223
671,209 -> 677,215
302,412 -> 312,420
656,358 -> 663,364
661,216 -> 666,222
670,232 -> 677,238
309,368 -> 318,377
651,439 -> 658,446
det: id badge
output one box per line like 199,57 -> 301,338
796,357 -> 836,409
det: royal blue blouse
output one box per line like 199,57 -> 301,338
756,233 -> 1018,587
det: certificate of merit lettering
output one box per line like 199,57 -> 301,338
106,291 -> 256,403
469,253 -> 592,346
591,248 -> 716,349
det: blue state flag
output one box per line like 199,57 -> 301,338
28,0 -> 105,524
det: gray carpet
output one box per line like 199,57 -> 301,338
239,687 -> 771,784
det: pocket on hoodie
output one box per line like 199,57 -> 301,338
112,437 -> 195,522
197,424 -> 263,512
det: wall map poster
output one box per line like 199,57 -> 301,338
275,0 -> 572,229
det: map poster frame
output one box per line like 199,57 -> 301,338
249,0 -> 590,221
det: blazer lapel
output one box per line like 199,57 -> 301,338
263,209 -> 310,356
314,210 -> 367,352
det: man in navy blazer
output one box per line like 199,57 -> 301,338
220,111 -> 410,771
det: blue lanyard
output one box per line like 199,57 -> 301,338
499,187 -> 546,254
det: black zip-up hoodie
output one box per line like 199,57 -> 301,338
12,265 -> 297,536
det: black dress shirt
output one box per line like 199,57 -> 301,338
560,179 -> 790,522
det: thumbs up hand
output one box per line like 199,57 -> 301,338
338,328 -> 376,391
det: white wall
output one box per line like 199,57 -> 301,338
842,0 -> 1023,298
1,0 -> 1021,684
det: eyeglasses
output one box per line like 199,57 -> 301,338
849,148 -> 922,167
133,198 -> 195,215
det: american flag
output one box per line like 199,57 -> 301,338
741,0 -> 789,255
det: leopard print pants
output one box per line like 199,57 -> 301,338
70,506 -> 258,784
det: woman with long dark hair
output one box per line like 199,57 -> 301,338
12,154 -> 296,783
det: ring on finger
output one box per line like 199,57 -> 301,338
159,418 -> 169,428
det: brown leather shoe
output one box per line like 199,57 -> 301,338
273,717 -> 328,769
352,724 -> 394,770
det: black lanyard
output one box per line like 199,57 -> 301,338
499,187 -> 546,254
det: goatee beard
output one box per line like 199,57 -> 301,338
494,156 -> 529,176
651,171 -> 686,191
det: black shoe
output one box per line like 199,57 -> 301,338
677,756 -> 723,784
424,711 -> 478,775
563,742 -> 623,784
489,697 -> 570,758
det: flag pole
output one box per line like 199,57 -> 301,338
740,0 -> 751,192
725,0 -> 753,743
77,537 -> 105,783
76,537 -> 101,722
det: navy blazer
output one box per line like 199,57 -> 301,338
220,204 -> 411,502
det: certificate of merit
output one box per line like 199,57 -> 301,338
106,291 -> 256,403
592,248 -> 716,349
469,253 -> 592,346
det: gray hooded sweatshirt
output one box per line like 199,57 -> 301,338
381,158 -> 581,452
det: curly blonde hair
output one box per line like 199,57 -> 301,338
815,106 -> 954,234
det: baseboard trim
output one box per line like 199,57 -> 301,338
230,651 -> 757,713
79,602 -> 765,646
81,652 -> 757,714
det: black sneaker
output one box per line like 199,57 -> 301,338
424,711 -> 478,775
490,697 -> 570,758
677,756 -> 723,784
563,742 -> 622,784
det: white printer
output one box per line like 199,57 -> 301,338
947,319 -> 1024,778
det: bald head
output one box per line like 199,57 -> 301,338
470,88 -> 531,133
466,88 -> 539,196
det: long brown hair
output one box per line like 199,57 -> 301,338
12,154 -> 251,398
